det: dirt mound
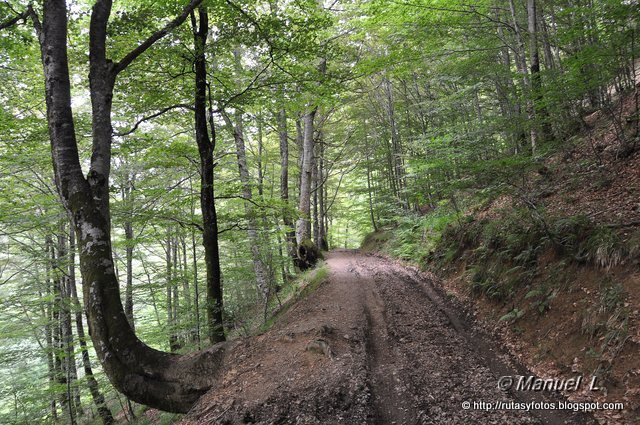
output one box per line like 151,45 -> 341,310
180,251 -> 594,424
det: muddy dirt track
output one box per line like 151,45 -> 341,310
181,251 -> 596,424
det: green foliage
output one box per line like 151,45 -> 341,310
525,286 -> 557,314
584,227 -> 626,270
360,230 -> 392,252
499,308 -> 525,323
437,207 -> 637,306
259,263 -> 329,333
549,216 -> 629,269
0,0 -> 638,420
362,208 -> 458,263
549,215 -> 594,261
580,279 -> 629,377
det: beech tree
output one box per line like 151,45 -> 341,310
4,0 -> 229,413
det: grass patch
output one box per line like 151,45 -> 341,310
360,230 -> 392,252
259,263 -> 329,333
225,263 -> 329,338
581,279 -> 629,377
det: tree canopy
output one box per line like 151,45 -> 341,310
0,0 -> 637,422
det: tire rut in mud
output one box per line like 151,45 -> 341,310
181,251 -> 597,425
359,254 -> 596,425
363,293 -> 416,425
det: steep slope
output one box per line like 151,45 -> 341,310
421,88 -> 640,424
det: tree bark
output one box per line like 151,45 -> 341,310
277,106 -> 298,264
312,133 -> 319,244
383,77 -> 407,207
256,112 -> 265,197
295,115 -> 304,202
191,6 -> 226,345
172,236 -> 180,348
68,226 -> 114,425
166,233 -> 180,352
222,49 -> 271,300
364,130 -> 378,232
36,0 -> 231,413
50,233 -> 71,422
538,3 -> 555,72
296,107 -> 317,244
58,227 -> 80,424
527,0 -> 540,150
123,174 -> 135,331
180,235 -> 192,342
527,0 -> 552,144
191,227 -> 201,346
44,237 -> 58,422
225,107 -> 271,299
508,0 -> 537,153
317,137 -> 327,251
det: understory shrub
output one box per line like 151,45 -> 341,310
437,209 -> 634,302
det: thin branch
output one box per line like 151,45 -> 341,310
0,270 -> 22,287
213,58 -> 274,112
159,216 -> 204,232
324,162 -> 359,214
115,104 -> 194,136
216,194 -> 279,211
217,223 -> 247,235
0,10 -> 26,30
113,0 -> 204,75
224,0 -> 266,38
1,4 -> 39,37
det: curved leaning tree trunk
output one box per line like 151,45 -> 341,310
33,0 -> 230,413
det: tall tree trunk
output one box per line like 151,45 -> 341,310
538,3 -> 555,72
44,236 -> 58,422
50,233 -> 71,422
527,0 -> 552,145
312,134 -> 319,244
123,174 -> 135,331
221,49 -> 271,300
256,112 -> 265,197
494,6 -> 524,149
36,0 -> 231,413
296,54 -> 326,249
364,130 -> 378,232
527,0 -> 540,150
508,0 -> 537,153
180,235 -> 192,343
191,227 -> 201,346
383,77 -> 407,207
191,6 -> 226,344
317,138 -> 327,251
171,236 -> 180,349
58,227 -> 79,424
296,107 -> 317,244
225,107 -> 270,300
166,233 -> 178,351
295,115 -> 304,202
277,106 -> 298,265
68,226 -> 114,425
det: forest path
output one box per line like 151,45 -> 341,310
181,251 -> 595,425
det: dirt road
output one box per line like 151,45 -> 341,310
181,251 -> 595,424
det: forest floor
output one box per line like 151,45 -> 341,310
178,251 -> 595,425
